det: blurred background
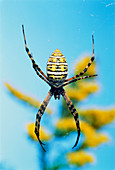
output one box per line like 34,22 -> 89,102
0,0 -> 115,170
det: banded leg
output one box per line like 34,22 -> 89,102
63,74 -> 97,87
61,90 -> 80,149
64,35 -> 95,83
22,25 -> 50,84
35,91 -> 53,151
34,67 -> 52,86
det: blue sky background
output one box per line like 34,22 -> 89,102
0,0 -> 115,169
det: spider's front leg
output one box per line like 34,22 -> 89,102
22,25 -> 51,86
35,90 -> 53,152
61,89 -> 80,149
64,35 -> 95,83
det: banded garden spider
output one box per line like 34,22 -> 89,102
22,25 -> 97,151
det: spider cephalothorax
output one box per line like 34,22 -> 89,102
50,86 -> 64,100
22,25 -> 97,151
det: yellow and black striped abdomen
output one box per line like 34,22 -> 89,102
47,49 -> 68,87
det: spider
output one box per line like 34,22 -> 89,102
22,25 -> 97,151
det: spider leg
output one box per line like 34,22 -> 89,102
34,67 -> 52,86
22,25 -> 50,85
63,74 -> 97,87
65,35 -> 95,83
35,90 -> 53,152
61,89 -> 80,149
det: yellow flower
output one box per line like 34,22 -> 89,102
78,81 -> 99,93
67,151 -> 94,166
56,118 -> 96,134
56,119 -> 109,147
27,123 -> 52,141
83,133 -> 109,148
56,117 -> 76,131
80,121 -> 95,136
66,88 -> 88,101
75,56 -> 96,75
66,82 -> 98,101
81,121 -> 109,147
80,108 -> 115,128
5,83 -> 52,114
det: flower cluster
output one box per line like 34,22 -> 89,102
5,83 -> 52,114
67,151 -> 94,167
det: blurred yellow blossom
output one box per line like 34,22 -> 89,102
56,118 -> 109,147
56,117 -> 96,136
56,118 -> 97,134
56,117 -> 76,131
27,123 -> 52,141
5,83 -> 52,114
81,121 -> 109,147
80,108 -> 115,128
67,151 -> 94,166
78,81 -> 99,93
66,81 -> 98,101
81,121 -> 95,136
83,133 -> 109,148
75,56 -> 96,75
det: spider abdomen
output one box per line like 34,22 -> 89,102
47,49 -> 68,87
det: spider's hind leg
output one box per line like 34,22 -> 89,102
35,90 -> 53,152
61,89 -> 80,149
